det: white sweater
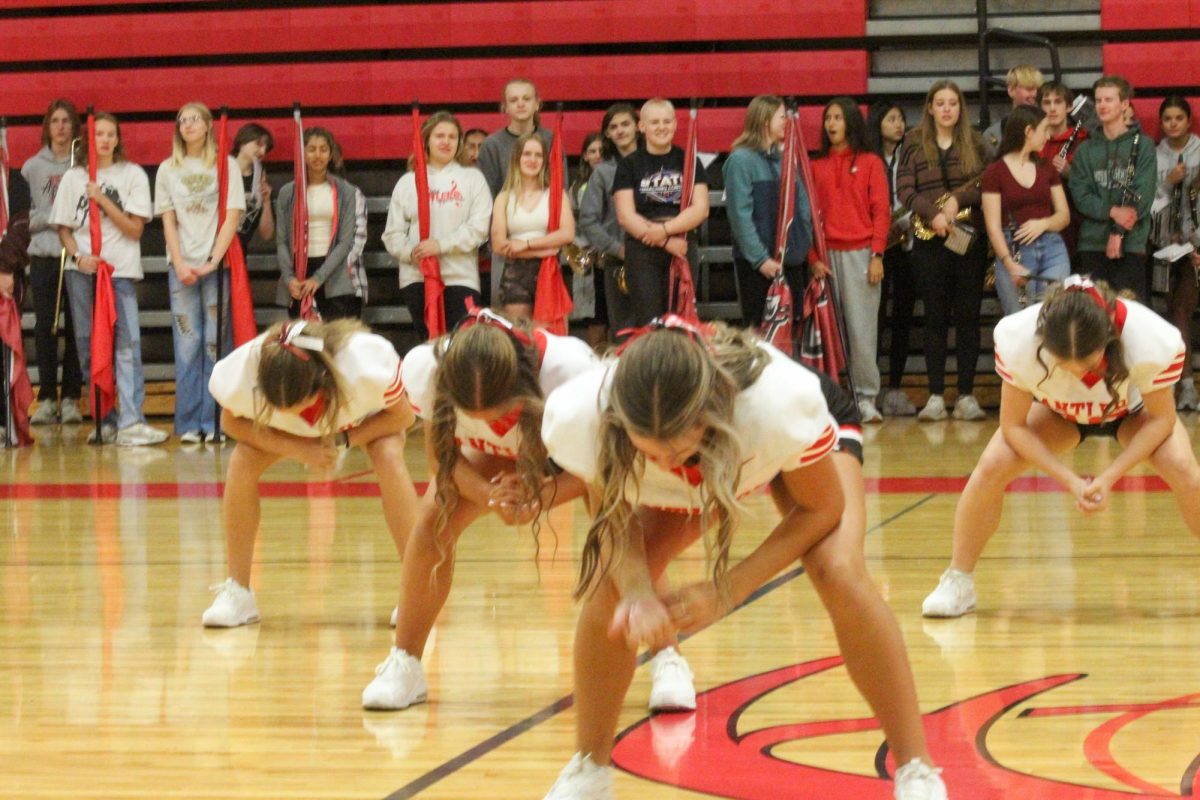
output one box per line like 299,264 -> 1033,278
382,161 -> 493,291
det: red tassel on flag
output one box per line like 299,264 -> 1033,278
86,111 -> 116,421
668,104 -> 700,323
216,110 -> 257,346
412,103 -> 446,339
532,108 -> 572,335
291,104 -> 316,320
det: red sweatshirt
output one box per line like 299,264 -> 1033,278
810,147 -> 890,254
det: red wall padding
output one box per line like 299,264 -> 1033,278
0,1 -> 864,62
2,107 -> 831,167
1100,0 -> 1200,29
1103,42 -> 1200,89
4,51 -> 868,119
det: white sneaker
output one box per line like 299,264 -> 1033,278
116,422 -> 169,447
951,394 -> 986,421
202,578 -> 260,627
362,647 -> 428,710
917,394 -> 947,421
648,646 -> 696,712
922,568 -> 976,618
30,401 -> 59,425
1177,382 -> 1199,412
544,752 -> 614,800
894,758 -> 948,800
179,430 -> 204,445
205,431 -> 227,445
858,398 -> 883,424
86,423 -> 117,444
60,401 -> 83,424
389,606 -> 398,627
880,388 -> 917,416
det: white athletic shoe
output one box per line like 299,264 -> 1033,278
544,752 -> 614,800
917,394 -> 947,422
86,423 -> 117,444
1177,382 -> 1199,412
951,394 -> 986,421
202,578 -> 260,627
880,388 -> 917,417
30,400 -> 59,425
60,401 -> 83,424
362,647 -> 427,710
894,758 -> 948,800
648,646 -> 696,712
179,430 -> 204,445
116,422 -> 169,447
922,569 -> 976,618
858,398 -> 884,424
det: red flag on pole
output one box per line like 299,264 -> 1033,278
291,103 -> 316,320
0,119 -> 33,446
798,277 -> 846,379
412,103 -> 446,339
758,111 -> 800,354
86,111 -> 117,421
532,108 -> 572,335
215,110 -> 257,346
667,104 -> 700,323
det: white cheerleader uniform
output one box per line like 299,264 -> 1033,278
400,329 -> 597,459
993,298 -> 1186,425
209,331 -> 404,436
542,342 -> 838,513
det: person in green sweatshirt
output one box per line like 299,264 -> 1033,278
1068,75 -> 1158,297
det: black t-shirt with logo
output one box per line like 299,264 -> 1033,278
237,171 -> 264,248
612,145 -> 707,218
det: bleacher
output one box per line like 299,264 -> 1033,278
5,0 -> 1196,412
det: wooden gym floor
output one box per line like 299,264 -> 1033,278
1,415 -> 1198,799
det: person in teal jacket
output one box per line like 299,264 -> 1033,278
1068,75 -> 1158,297
723,95 -> 813,326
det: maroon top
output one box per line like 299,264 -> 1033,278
981,159 -> 1061,227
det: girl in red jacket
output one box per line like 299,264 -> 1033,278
810,98 -> 891,422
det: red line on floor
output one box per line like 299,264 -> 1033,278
0,475 -> 1170,500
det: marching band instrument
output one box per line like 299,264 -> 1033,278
1055,95 -> 1089,163
911,174 -> 983,241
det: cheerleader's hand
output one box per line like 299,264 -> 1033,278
610,593 -> 675,651
663,581 -> 727,636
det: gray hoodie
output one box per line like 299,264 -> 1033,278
20,146 -> 72,258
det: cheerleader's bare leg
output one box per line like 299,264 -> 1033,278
948,404 -> 1079,573
363,432 -> 419,558
222,440 -> 281,586
1121,415 -> 1200,538
572,509 -> 701,764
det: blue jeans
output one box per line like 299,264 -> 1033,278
169,269 -> 229,434
993,230 -> 1070,316
64,271 -> 147,430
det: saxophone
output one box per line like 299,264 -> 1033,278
912,173 -> 983,241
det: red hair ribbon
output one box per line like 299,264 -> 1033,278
456,297 -> 534,348
1062,274 -> 1111,316
615,314 -> 715,355
277,320 -> 325,361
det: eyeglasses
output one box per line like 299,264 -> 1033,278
177,114 -> 204,126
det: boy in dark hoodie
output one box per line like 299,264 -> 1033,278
1068,75 -> 1158,296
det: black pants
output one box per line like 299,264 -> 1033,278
401,283 -> 480,341
734,256 -> 806,329
289,287 -> 362,322
28,255 -> 82,401
910,236 -> 986,396
879,247 -> 917,389
1079,251 -> 1144,299
622,235 -> 700,329
603,258 -> 635,335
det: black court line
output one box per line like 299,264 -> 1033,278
380,492 -> 939,799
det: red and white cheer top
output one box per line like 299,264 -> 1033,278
993,299 -> 1186,424
542,342 -> 838,513
210,331 -> 404,437
401,329 -> 596,459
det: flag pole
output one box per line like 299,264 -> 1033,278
86,105 -> 104,446
213,105 -> 229,445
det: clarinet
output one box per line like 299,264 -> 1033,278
1056,119 -> 1086,162
1110,132 -> 1143,250
1171,154 -> 1185,243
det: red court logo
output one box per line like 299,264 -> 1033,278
611,656 -> 1200,798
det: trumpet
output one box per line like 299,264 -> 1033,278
912,174 -> 982,241
562,242 -> 597,275
51,136 -> 81,336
